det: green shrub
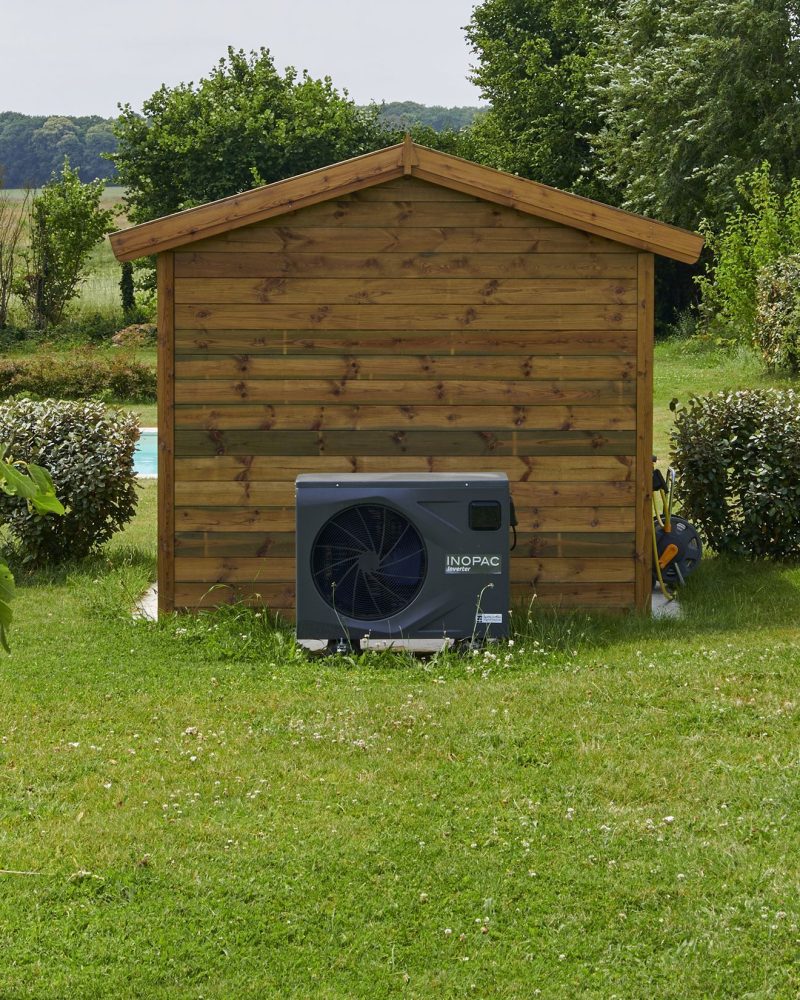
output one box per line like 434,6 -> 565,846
670,389 -> 800,559
0,349 -> 156,402
20,161 -> 115,330
696,162 -> 800,344
754,254 -> 800,373
0,399 -> 139,564
53,310 -> 123,344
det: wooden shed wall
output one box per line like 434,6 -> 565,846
158,176 -> 653,615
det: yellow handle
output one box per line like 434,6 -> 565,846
658,542 -> 679,569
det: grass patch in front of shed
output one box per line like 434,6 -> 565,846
2,482 -> 799,997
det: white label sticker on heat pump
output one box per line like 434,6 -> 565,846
476,613 -> 503,624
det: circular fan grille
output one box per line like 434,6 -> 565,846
311,503 -> 427,620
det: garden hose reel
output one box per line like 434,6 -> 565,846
652,459 -> 703,597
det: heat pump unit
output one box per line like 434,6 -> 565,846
295,473 -> 511,650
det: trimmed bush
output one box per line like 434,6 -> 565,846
0,399 -> 139,564
112,323 -> 157,348
670,389 -> 800,559
0,349 -> 156,403
754,254 -> 800,373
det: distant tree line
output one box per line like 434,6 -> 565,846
6,2 -> 798,337
373,102 -> 484,132
0,102 -> 481,190
0,112 -> 118,188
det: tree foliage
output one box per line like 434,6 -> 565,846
20,162 -> 115,329
0,189 -> 29,328
696,163 -> 800,341
112,48 -> 395,224
0,112 -> 117,188
375,102 -> 484,132
464,0 -> 619,199
592,0 -> 800,231
754,254 -> 800,373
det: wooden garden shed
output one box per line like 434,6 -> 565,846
109,138 -> 703,616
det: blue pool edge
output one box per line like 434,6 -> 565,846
135,426 -> 158,479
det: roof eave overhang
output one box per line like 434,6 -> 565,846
109,138 -> 704,264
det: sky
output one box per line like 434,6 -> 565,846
0,0 -> 484,118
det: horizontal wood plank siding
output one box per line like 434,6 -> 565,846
173,329 -> 637,355
172,429 -> 637,458
174,556 -> 636,585
174,355 -> 635,381
174,530 -> 636,559
173,403 -> 636,432
172,582 -> 635,612
175,303 -> 636,330
171,176 -> 644,612
174,252 -> 639,281
173,277 -> 638,305
174,380 -> 634,406
173,454 -> 635,481
189,228 -> 634,255
174,505 -> 635,534
174,480 -> 636,507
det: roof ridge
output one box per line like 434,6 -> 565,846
109,141 -> 703,264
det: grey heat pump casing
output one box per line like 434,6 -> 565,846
295,473 -> 510,645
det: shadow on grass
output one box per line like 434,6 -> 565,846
2,543 -> 155,590
4,527 -> 798,668
1,541 -> 155,621
678,553 -> 800,630
513,554 -> 800,654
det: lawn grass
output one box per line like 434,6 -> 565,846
652,338 -> 796,459
2,293 -> 800,993
1,478 -> 799,997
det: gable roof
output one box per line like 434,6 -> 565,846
109,137 -> 704,264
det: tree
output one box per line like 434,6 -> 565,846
0,189 -> 29,328
112,47 -> 394,225
119,260 -> 136,320
592,0 -> 800,233
0,113 -> 118,187
31,117 -> 83,177
464,0 -> 619,199
375,102 -> 485,132
696,162 -> 800,342
21,161 -> 115,329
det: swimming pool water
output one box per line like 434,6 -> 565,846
135,428 -> 158,477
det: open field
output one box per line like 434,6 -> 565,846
0,186 -> 128,328
0,186 -> 125,206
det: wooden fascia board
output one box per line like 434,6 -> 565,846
411,147 -> 704,264
109,144 -> 406,261
110,139 -> 704,264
